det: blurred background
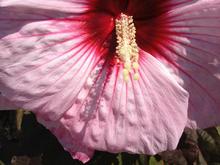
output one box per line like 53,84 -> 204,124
0,110 -> 220,165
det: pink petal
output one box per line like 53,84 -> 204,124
0,4 -> 114,162
0,0 -> 90,13
168,0 -> 220,128
143,0 -> 220,128
36,51 -> 189,162
0,4 -> 114,120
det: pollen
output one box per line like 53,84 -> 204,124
115,13 -> 139,82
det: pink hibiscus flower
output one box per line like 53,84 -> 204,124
0,0 -> 220,163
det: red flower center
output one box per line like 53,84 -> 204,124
75,0 -> 189,80
84,0 -> 184,56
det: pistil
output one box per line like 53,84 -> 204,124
115,13 -> 139,82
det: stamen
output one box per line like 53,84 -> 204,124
115,13 -> 139,82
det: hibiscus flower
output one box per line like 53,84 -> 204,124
0,0 -> 220,163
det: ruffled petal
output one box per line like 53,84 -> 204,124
85,51 -> 189,154
40,50 -> 188,162
0,3 -> 115,162
142,0 -> 220,128
0,3 -> 114,120
0,0 -> 90,13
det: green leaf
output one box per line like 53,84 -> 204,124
197,129 -> 216,152
138,155 -> 148,165
0,160 -> 5,165
149,156 -> 163,165
117,154 -> 122,165
216,127 -> 220,136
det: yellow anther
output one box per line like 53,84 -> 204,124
132,62 -> 139,70
123,69 -> 130,82
133,73 -> 139,80
115,13 -> 139,82
124,62 -> 131,71
123,69 -> 129,76
124,75 -> 129,82
119,46 -> 130,57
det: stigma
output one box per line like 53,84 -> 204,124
115,13 -> 139,82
